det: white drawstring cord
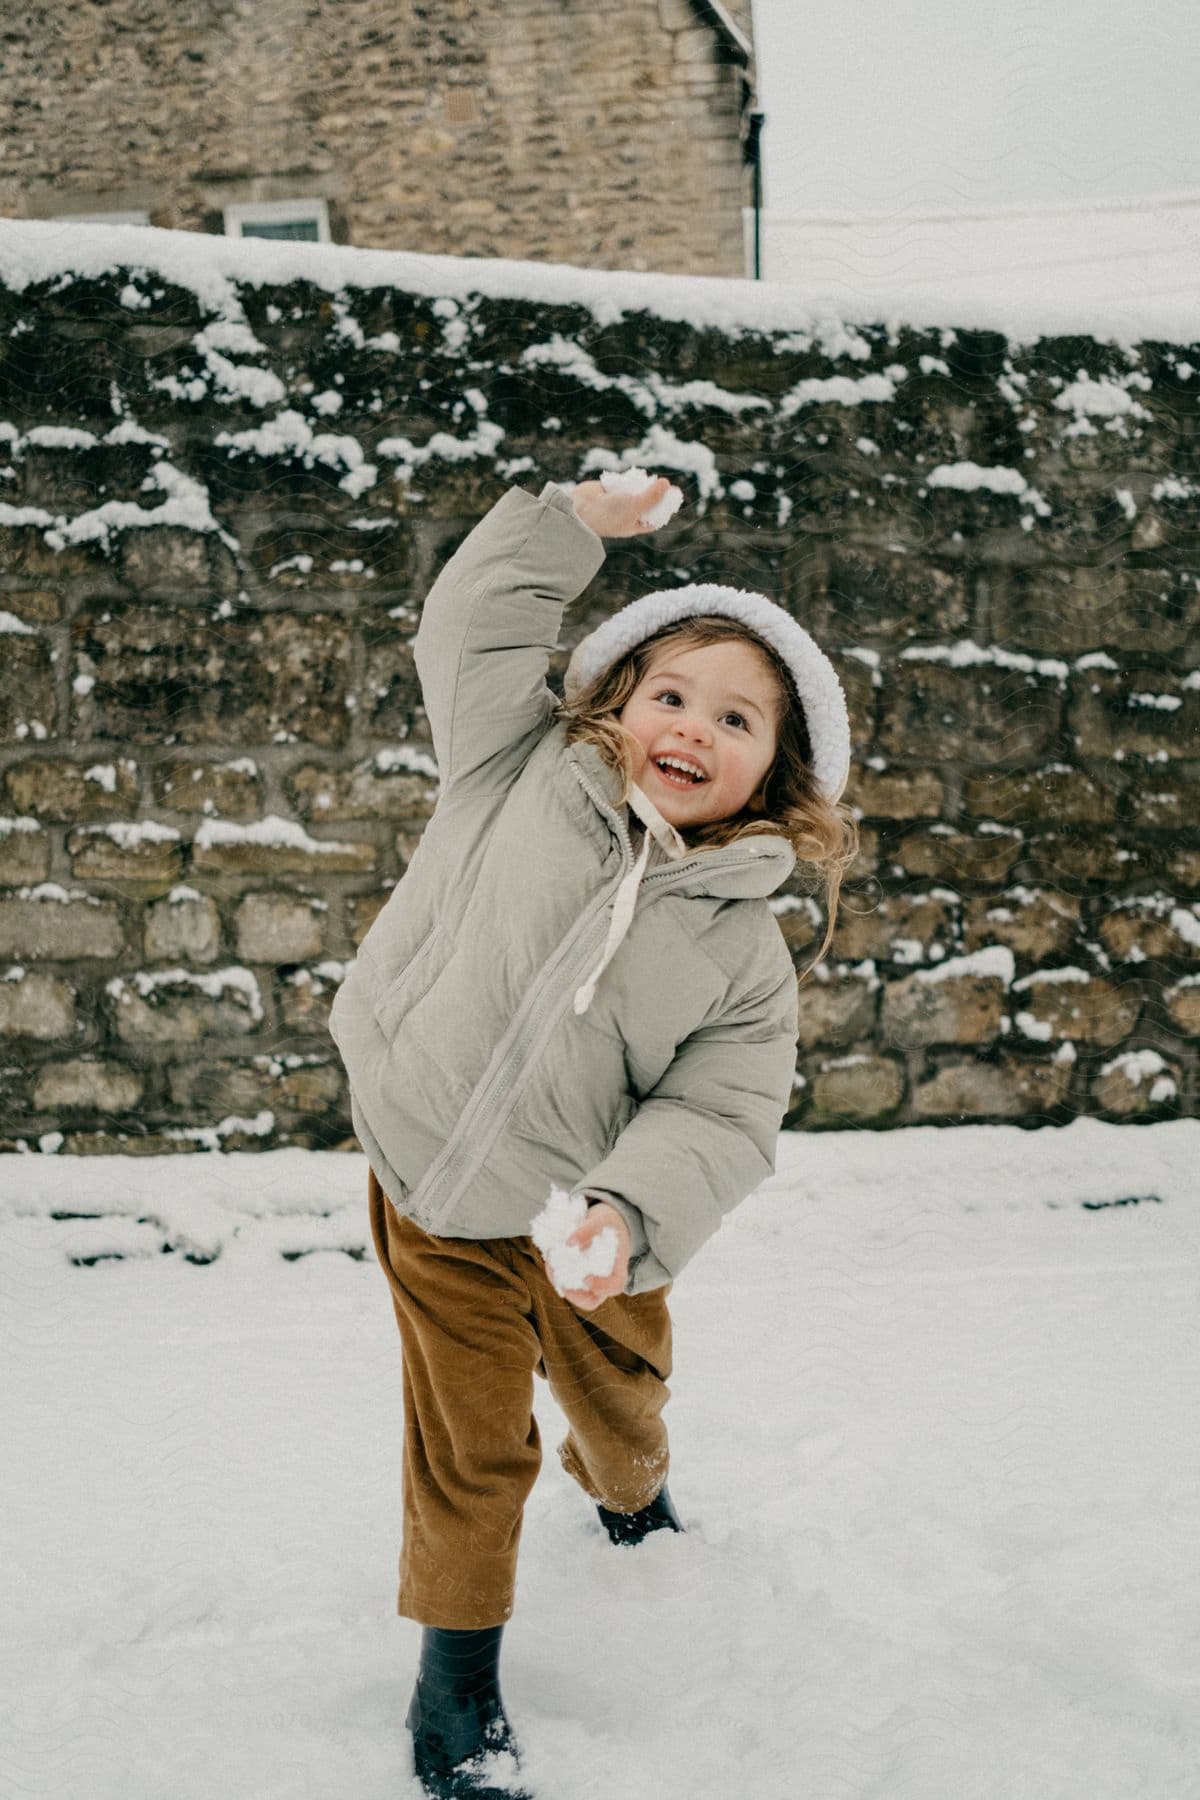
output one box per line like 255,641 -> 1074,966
573,784 -> 688,1015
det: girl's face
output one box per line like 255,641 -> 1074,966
615,638 -> 782,828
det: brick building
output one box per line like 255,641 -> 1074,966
1,0 -> 762,277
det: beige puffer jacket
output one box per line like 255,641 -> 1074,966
329,482 -> 801,1294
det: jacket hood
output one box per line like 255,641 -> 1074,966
563,581 -> 852,804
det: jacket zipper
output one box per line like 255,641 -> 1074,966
419,760 -> 763,1229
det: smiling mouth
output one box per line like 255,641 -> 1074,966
652,757 -> 708,788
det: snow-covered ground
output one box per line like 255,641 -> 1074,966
2,1118 -> 1198,1799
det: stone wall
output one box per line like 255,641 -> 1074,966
0,234 -> 1198,1151
1,0 -> 756,279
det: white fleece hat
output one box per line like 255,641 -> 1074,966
563,582 -> 852,803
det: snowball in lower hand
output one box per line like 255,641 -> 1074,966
531,1187 -> 619,1296
598,466 -> 684,529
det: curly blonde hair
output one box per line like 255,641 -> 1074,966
554,615 -> 859,972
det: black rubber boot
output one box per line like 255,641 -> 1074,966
405,1624 -> 532,1799
596,1480 -> 685,1547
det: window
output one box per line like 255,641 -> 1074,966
223,198 -> 331,243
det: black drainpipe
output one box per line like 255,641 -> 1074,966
746,110 -> 765,279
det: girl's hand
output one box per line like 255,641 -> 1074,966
569,476 -> 675,539
559,1201 -> 631,1309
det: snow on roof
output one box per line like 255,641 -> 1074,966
1,199 -> 1195,353
762,190 -> 1200,348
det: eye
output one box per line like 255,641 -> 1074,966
653,689 -> 749,730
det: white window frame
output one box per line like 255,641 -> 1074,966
223,198 -> 331,242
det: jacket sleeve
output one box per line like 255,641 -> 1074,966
573,953 -> 801,1296
412,481 -> 606,799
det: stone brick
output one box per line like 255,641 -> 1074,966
1164,846 -> 1200,891
878,659 -> 1062,764
1164,976 -> 1200,1035
1131,483 -> 1200,553
1001,484 -> 1133,562
0,634 -> 56,742
881,954 -> 1010,1049
913,1054 -> 1073,1119
1069,667 -> 1200,760
144,889 -> 222,963
963,764 -> 1118,826
1129,784 -> 1191,832
155,757 -> 262,819
235,891 -> 327,963
364,636 -> 424,740
893,823 -> 1024,883
771,895 -> 822,960
829,656 -> 877,754
67,821 -> 183,883
119,526 -> 238,596
349,889 -> 391,946
1009,969 -> 1141,1047
963,888 -> 1081,961
277,961 -> 347,1030
0,967 -> 75,1037
847,824 -> 879,882
107,967 -> 263,1042
60,1130 -> 205,1157
813,548 -> 971,642
996,564 -> 1128,655
1027,830 -> 1157,887
0,526 -> 104,584
289,752 -> 439,822
4,757 -> 140,820
830,888 -> 958,966
1097,898 -> 1200,965
0,889 -> 123,959
844,764 -> 943,821
1091,1049 -> 1181,1116
72,605 -> 354,747
0,590 -> 60,625
166,1053 -> 343,1118
807,1054 -> 905,1124
0,819 -> 50,884
794,964 -> 879,1049
998,563 -> 1200,656
32,1057 -> 143,1111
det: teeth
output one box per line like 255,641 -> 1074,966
656,756 -> 705,782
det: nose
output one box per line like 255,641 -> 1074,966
673,710 -> 712,745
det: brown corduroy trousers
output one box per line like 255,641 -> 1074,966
367,1169 -> 675,1629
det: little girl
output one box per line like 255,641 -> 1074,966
330,471 -> 856,1798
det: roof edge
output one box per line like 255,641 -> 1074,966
688,0 -> 754,66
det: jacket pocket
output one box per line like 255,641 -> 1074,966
372,921 -> 446,1041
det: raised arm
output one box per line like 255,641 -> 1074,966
412,482 -> 605,800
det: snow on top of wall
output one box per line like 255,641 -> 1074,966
518,335 -> 772,419
2,207 -> 1196,353
899,641 -> 1071,681
0,459 -> 238,556
911,946 -> 1016,986
763,191 -> 1200,348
